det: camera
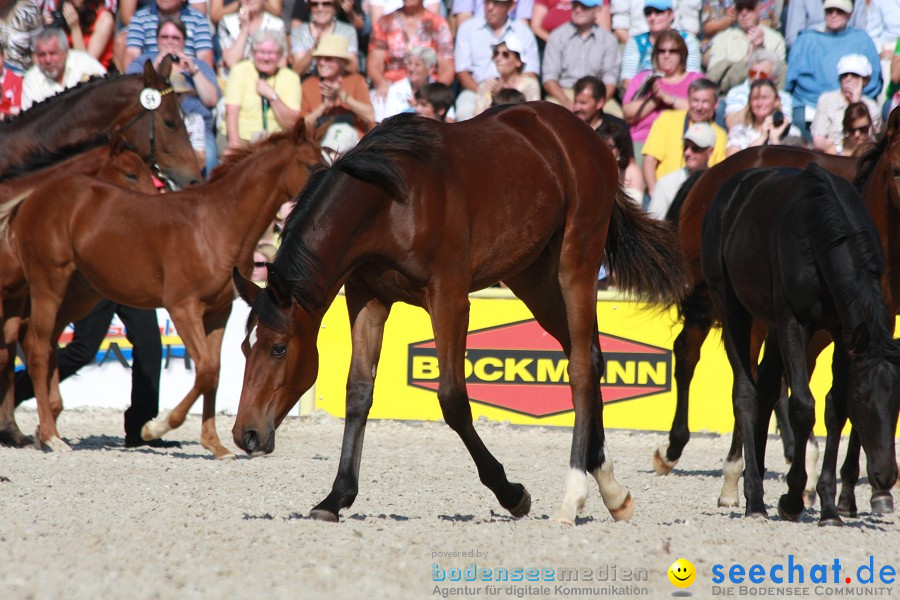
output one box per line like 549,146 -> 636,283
49,9 -> 66,29
772,110 -> 784,127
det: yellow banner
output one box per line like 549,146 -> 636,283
315,293 -> 899,435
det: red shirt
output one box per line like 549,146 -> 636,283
0,69 -> 24,118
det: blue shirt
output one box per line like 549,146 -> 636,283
126,5 -> 214,57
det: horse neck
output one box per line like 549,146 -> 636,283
0,146 -> 107,193
0,78 -> 142,172
203,139 -> 306,257
281,175 -> 391,315
861,153 -> 900,315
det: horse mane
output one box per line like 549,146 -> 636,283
804,165 -> 892,344
665,170 -> 705,228
207,129 -> 294,183
852,129 -> 888,188
0,133 -> 112,181
330,112 -> 443,202
0,74 -> 133,129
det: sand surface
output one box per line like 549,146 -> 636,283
1,407 -> 898,600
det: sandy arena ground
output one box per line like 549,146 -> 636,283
1,407 -> 898,600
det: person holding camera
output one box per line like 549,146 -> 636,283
725,78 -> 797,155
43,0 -> 114,69
622,30 -> 701,164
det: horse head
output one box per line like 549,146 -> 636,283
884,105 -> 900,212
134,57 -> 202,189
847,322 -> 900,492
101,131 -> 159,193
231,264 -> 320,456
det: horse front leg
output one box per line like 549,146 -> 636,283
24,295 -> 70,452
311,287 -> 389,522
430,290 -> 529,519
195,308 -> 231,458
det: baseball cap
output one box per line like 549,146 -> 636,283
836,53 -> 872,77
493,31 -> 525,56
823,0 -> 853,13
683,122 -> 716,149
644,0 -> 673,11
573,0 -> 603,7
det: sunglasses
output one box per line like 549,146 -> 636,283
492,48 -> 516,58
253,261 -> 267,268
825,7 -> 847,14
845,125 -> 871,135
656,48 -> 680,55
309,1 -> 332,7
159,34 -> 184,41
683,141 -> 705,153
748,69 -> 770,79
643,7 -> 666,15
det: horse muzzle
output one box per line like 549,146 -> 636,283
234,427 -> 276,456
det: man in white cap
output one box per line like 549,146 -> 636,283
646,122 -> 714,220
454,0 -> 540,121
811,53 -> 882,153
785,0 -> 881,141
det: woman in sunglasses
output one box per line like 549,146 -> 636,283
473,35 -> 539,116
290,0 -> 359,77
832,102 -> 875,156
811,53 -> 882,154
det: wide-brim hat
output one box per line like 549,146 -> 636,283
836,53 -> 872,78
312,35 -> 350,61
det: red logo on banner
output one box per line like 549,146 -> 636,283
407,319 -> 672,417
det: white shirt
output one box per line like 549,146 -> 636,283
647,167 -> 689,220
22,50 -> 106,111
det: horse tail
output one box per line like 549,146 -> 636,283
605,185 -> 691,305
0,188 -> 33,239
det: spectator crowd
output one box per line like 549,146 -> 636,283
0,0 -> 897,214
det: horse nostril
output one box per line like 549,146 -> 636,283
265,431 -> 276,455
242,430 -> 259,454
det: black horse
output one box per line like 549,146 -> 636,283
701,163 -> 900,525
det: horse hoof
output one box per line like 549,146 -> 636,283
777,496 -> 803,522
609,492 -> 635,522
717,497 -> 739,508
141,416 -> 171,441
818,517 -> 843,527
551,511 -> 576,526
746,510 -> 768,519
35,431 -> 71,453
0,427 -> 33,448
309,509 -> 339,523
871,493 -> 894,515
508,487 -> 531,518
837,498 -> 858,518
803,490 -> 817,508
652,445 -> 677,475
215,451 -> 236,460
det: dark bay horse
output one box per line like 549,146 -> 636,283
701,163 -> 900,524
0,59 -> 201,189
656,110 -> 900,501
230,103 -> 691,524
0,141 -> 160,448
13,124 -> 321,456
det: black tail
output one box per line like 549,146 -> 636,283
605,186 -> 691,305
664,170 -> 706,229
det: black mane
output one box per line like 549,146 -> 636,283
0,134 -> 112,181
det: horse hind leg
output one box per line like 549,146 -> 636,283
655,287 -> 713,475
0,312 -> 30,447
718,427 -> 744,508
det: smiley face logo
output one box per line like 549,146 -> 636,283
668,558 -> 696,588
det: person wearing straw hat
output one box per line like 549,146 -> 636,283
299,33 -> 373,140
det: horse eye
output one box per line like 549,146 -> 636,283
125,173 -> 139,182
270,344 -> 287,358
163,118 -> 177,129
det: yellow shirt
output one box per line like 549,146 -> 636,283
642,109 -> 727,179
224,60 -> 301,141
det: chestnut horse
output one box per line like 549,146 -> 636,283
230,104 -> 690,524
656,109 -> 900,513
0,141 -> 160,447
701,163 -> 900,524
0,58 -> 201,189
13,124 -> 321,456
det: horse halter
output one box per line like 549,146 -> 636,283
118,85 -> 176,188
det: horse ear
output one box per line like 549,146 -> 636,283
266,262 -> 294,308
232,266 -> 261,306
108,130 -> 127,155
851,322 -> 871,357
888,105 -> 900,140
156,54 -> 174,81
313,118 -> 333,143
142,57 -> 160,87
